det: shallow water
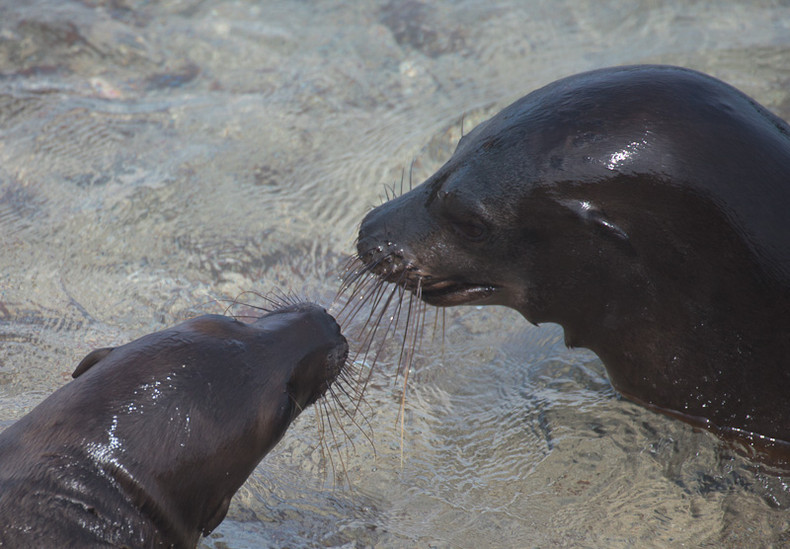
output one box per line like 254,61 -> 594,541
2,0 -> 790,547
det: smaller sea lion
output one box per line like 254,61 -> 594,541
0,301 -> 348,548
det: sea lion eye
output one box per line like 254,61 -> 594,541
437,189 -> 489,242
452,218 -> 487,240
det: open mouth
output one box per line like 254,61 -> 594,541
356,252 -> 498,307
418,279 -> 498,307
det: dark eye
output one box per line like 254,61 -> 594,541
437,190 -> 489,242
452,218 -> 487,240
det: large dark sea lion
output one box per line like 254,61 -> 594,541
355,65 -> 790,457
0,301 -> 348,548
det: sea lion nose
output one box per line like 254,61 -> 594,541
357,207 -> 385,255
358,200 -> 411,256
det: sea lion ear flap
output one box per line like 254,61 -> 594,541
561,199 -> 629,242
72,347 -> 115,378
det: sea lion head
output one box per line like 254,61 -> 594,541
76,301 -> 349,541
0,300 -> 349,547
357,65 -> 790,336
355,65 -> 790,442
248,301 -> 349,411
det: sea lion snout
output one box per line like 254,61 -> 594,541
357,201 -> 420,285
358,199 -> 501,307
259,302 -> 349,408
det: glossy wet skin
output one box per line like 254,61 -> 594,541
0,302 -> 348,548
357,65 -> 790,451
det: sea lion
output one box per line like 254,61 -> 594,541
0,301 -> 348,548
354,65 -> 790,456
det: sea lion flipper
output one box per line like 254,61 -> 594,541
72,347 -> 115,378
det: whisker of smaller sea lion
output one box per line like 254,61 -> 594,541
316,353 -> 378,487
330,375 -> 364,419
258,288 -> 304,310
219,289 -> 308,321
316,396 -> 351,488
309,356 -> 352,487
334,364 -> 378,447
213,291 -> 271,320
313,400 -> 341,487
326,381 -> 376,459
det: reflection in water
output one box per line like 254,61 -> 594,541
1,0 -> 790,547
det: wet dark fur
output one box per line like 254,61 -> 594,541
0,299 -> 349,548
349,65 -> 790,458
